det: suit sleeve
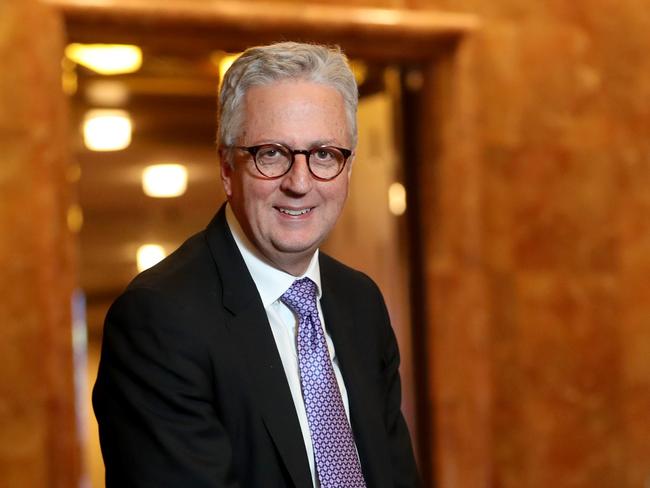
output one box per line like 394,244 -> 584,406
375,286 -> 421,487
93,287 -> 240,488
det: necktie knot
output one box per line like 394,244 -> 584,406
281,277 -> 318,317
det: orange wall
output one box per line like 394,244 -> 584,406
410,0 -> 650,486
0,1 -> 80,487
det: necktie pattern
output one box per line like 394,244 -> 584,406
281,278 -> 367,488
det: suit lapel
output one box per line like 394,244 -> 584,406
320,262 -> 393,488
205,207 -> 313,488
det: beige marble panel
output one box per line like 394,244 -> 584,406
410,0 -> 650,486
0,0 -> 80,486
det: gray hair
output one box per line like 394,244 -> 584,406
217,42 -> 358,153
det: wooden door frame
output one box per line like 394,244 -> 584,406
42,1 -> 485,486
44,0 -> 477,61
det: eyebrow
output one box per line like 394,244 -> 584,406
309,139 -> 339,147
252,139 -> 343,148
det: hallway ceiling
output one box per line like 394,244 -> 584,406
71,47 -> 224,336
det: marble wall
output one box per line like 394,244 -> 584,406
408,0 -> 650,486
0,0 -> 80,486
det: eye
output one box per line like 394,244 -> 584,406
258,146 -> 282,159
313,148 -> 337,161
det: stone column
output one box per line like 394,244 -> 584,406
0,0 -> 80,486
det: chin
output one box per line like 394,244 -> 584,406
272,237 -> 321,255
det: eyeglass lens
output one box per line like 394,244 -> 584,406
254,144 -> 345,179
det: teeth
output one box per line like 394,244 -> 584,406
279,207 -> 311,216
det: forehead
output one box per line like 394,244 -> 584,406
240,81 -> 350,146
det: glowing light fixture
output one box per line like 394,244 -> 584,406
83,109 -> 132,151
67,204 -> 83,233
142,164 -> 188,198
137,244 -> 166,272
388,182 -> 407,216
65,43 -> 143,75
349,60 -> 368,86
211,51 -> 242,86
219,53 -> 240,80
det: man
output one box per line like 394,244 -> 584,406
93,41 -> 419,488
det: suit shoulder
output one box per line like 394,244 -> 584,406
319,252 -> 382,297
106,230 -> 225,339
125,230 -> 221,303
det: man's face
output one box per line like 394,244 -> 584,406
221,80 -> 353,275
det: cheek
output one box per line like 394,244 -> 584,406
242,180 -> 276,213
322,182 -> 349,213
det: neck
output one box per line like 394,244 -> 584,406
268,254 -> 312,277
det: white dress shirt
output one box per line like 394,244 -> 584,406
225,205 -> 351,487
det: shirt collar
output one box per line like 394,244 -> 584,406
225,203 -> 322,307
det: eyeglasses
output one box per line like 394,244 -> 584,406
234,143 -> 352,181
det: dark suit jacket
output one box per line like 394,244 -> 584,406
93,205 -> 419,487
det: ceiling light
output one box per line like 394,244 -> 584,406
211,51 -> 242,86
349,60 -> 368,86
67,204 -> 83,233
137,244 -> 166,272
85,80 -> 129,106
142,164 -> 188,198
388,182 -> 407,216
65,43 -> 143,75
83,109 -> 132,151
219,53 -> 240,80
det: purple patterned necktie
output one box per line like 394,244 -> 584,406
281,278 -> 367,488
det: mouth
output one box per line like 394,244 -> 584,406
276,206 -> 313,216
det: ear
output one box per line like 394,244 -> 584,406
219,147 -> 233,198
345,152 -> 355,179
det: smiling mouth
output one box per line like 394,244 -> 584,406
277,207 -> 313,216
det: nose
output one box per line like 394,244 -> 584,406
280,154 -> 313,194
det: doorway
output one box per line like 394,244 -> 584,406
48,1 -> 479,485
